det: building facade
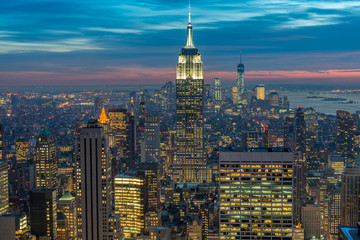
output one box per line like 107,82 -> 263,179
219,149 -> 294,239
336,110 -> 356,166
114,174 -> 144,238
0,160 -> 9,215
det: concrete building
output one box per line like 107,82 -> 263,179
76,120 -> 111,240
301,204 -> 322,239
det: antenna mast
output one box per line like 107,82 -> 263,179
189,0 -> 191,23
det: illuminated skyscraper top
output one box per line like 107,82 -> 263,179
173,2 -> 206,183
98,106 -> 109,124
184,1 -> 195,49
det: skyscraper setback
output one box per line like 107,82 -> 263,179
173,6 -> 206,183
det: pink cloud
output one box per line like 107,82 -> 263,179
1,67 -> 360,86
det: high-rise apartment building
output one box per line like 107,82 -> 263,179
173,8 -> 206,183
237,53 -> 245,101
30,189 -> 57,239
219,148 -> 294,239
114,174 -> 144,238
0,125 -> 4,161
214,78 -> 222,101
0,160 -> 9,215
341,168 -> 360,226
76,120 -> 111,240
336,110 -> 356,166
35,128 -> 58,190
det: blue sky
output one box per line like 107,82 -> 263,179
1,0 -> 360,86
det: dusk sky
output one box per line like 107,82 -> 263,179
1,0 -> 360,86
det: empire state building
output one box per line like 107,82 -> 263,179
172,5 -> 206,183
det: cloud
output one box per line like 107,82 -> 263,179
0,38 -> 103,53
84,27 -> 143,34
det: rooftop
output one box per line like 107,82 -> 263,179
339,224 -> 360,240
39,128 -> 52,137
220,147 -> 292,153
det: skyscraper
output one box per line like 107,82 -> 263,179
173,5 -> 206,183
94,96 -> 104,118
0,125 -> 4,161
293,153 -> 307,223
76,120 -> 111,240
30,189 -> 57,239
336,110 -> 356,166
35,128 -> 58,190
59,191 -> 77,239
236,52 -> 245,101
214,77 -> 222,102
143,116 -> 160,163
108,109 -> 136,171
254,84 -> 265,100
295,107 -> 306,157
138,162 -> 161,233
340,167 -> 360,226
219,148 -> 294,239
283,116 -> 295,149
231,86 -> 239,105
0,160 -> 9,215
114,174 -> 144,238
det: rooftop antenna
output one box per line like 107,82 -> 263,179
240,51 -> 243,64
189,0 -> 191,23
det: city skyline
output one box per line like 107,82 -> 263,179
1,0 -> 360,86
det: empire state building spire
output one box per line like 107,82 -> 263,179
171,1 -> 206,184
184,0 -> 195,49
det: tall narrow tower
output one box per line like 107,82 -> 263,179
236,52 -> 245,101
173,3 -> 206,183
76,120 -> 111,240
35,128 -> 58,190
